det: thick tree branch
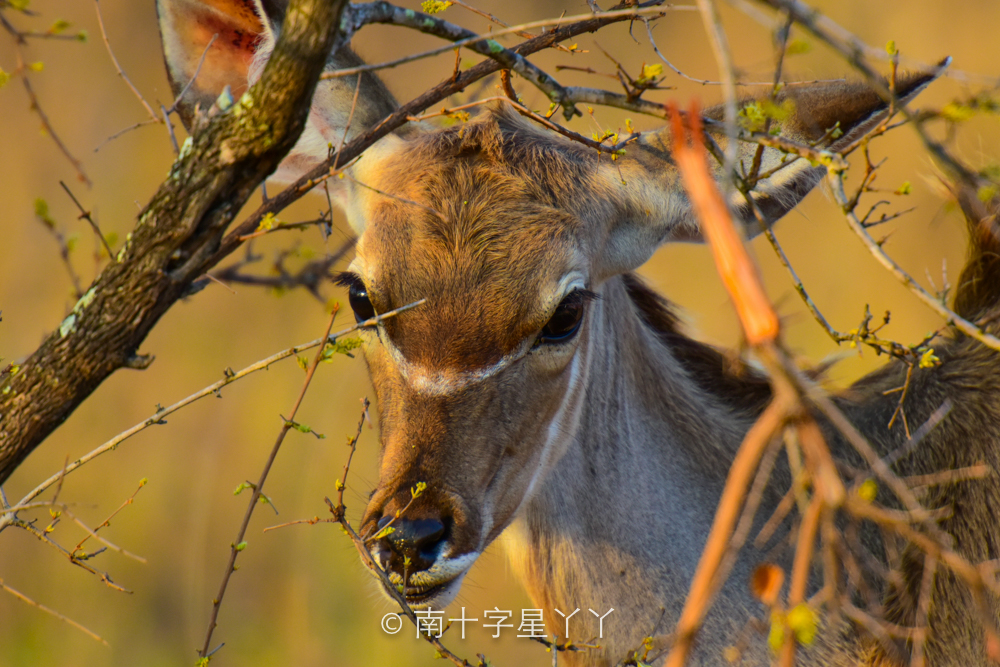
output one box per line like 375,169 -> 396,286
0,0 -> 668,488
0,0 -> 348,484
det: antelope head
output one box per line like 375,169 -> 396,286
159,0 -> 941,611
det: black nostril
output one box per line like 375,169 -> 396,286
382,517 -> 447,572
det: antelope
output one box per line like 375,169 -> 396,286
159,1 -> 1000,664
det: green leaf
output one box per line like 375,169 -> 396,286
284,418 -> 326,439
322,337 -> 362,360
0,67 -> 9,91
857,478 -> 877,503
34,198 -> 55,228
785,38 -> 811,56
738,99 -> 793,133
885,40 -> 898,56
256,212 -> 278,232
371,525 -> 395,541
49,19 -> 71,34
234,541 -> 247,552
942,102 -> 976,122
787,604 -> 818,646
919,348 -> 940,369
635,63 -> 663,86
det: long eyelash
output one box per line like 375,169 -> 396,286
563,289 -> 600,307
334,271 -> 363,289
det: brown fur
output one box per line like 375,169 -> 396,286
621,273 -> 773,416
157,5 -> 991,663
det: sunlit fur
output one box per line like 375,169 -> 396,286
154,3 -> 1000,665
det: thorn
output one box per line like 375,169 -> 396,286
124,354 -> 155,370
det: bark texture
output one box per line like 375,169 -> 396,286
0,0 -> 348,484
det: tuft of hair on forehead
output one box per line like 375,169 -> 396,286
368,106 -> 592,265
352,107 -> 606,370
409,103 -> 597,200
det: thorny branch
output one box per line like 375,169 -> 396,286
198,309 -> 339,659
659,35 -> 1000,660
5,0 -> 1000,664
0,300 -> 424,531
0,0 -> 352,484
0,579 -> 108,645
210,0 -> 699,262
269,407 -> 487,667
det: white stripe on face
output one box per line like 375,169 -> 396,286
372,271 -> 589,397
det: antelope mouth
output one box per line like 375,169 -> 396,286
380,572 -> 464,609
400,579 -> 456,607
374,552 -> 480,609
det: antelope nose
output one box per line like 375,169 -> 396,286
378,516 -> 447,572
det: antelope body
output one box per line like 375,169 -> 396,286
159,1 -> 1000,665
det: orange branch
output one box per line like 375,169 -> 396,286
668,102 -> 780,346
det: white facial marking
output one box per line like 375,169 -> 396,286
382,341 -> 530,397
366,271 -> 589,397
482,287 -> 594,543
369,550 -> 480,610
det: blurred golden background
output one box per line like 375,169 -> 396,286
1,1 -> 998,665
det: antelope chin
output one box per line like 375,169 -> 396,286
400,575 -> 464,609
373,551 -> 480,610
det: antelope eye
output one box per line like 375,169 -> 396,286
348,282 -> 376,323
336,273 -> 377,323
538,290 -> 594,345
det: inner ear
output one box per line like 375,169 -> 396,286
156,0 -> 269,128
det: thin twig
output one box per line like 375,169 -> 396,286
780,494 -> 821,666
827,169 -> 1000,353
325,6 -> 693,79
71,479 -> 146,560
60,181 -> 115,262
0,300 -> 426,531
8,43 -> 91,185
1,580 -> 108,645
93,0 -> 157,120
334,398 -> 369,513
198,309 -> 340,658
695,0 -> 738,187
165,33 -> 218,115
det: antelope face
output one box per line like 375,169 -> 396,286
345,127 -> 597,606
157,0 -> 945,615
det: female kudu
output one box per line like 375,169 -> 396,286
159,1 -> 1000,664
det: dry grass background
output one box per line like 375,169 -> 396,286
1,1 -> 999,665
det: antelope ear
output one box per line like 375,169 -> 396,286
594,61 -> 948,276
156,0 -> 270,128
157,0 -> 402,206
